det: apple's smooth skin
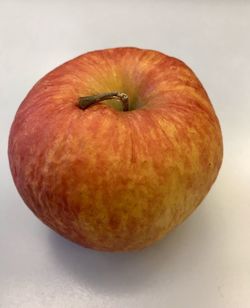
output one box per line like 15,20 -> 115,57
8,47 -> 223,251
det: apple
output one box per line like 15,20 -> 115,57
8,47 -> 223,251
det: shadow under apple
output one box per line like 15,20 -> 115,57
48,200 -> 213,296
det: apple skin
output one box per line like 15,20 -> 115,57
8,47 -> 223,251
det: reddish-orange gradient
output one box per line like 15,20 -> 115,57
8,47 -> 223,251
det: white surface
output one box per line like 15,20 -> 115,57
0,1 -> 250,307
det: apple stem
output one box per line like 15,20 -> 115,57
79,92 -> 129,111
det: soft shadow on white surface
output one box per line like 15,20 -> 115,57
48,202 -> 213,296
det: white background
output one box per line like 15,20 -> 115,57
0,1 -> 250,307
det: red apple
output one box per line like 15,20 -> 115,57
8,47 -> 223,251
